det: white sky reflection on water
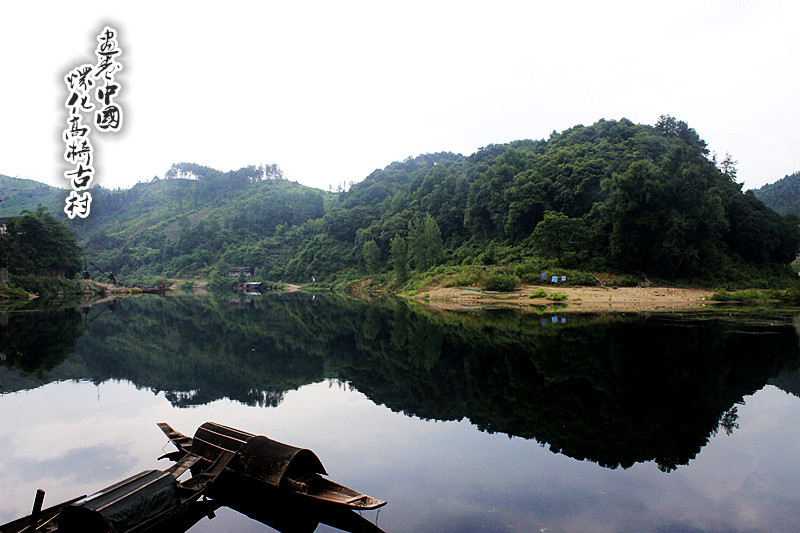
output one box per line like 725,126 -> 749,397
1,380 -> 800,532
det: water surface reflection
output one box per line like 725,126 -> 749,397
2,294 -> 800,531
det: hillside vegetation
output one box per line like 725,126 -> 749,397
0,208 -> 83,299
0,175 -> 63,215
1,117 -> 799,288
753,171 -> 800,216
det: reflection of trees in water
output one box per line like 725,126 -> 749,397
325,303 -> 800,472
164,389 -> 285,409
716,406 -> 740,436
768,313 -> 800,398
0,307 -> 83,374
1,296 -> 325,406
72,296 -> 325,407
4,294 -> 800,472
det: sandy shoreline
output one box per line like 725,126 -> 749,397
409,285 -> 715,313
74,279 -> 715,313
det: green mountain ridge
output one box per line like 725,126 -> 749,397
753,170 -> 800,215
0,175 -> 64,215
2,116 -> 799,285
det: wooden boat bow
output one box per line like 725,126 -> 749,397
159,421 -> 388,510
1,422 -> 386,533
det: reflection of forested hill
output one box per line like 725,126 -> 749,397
326,307 -> 800,471
0,296 -> 327,406
74,295 -> 327,406
769,367 -> 800,398
0,308 -> 83,375
2,294 -> 799,472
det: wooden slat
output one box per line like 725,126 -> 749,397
95,471 -> 172,512
0,495 -> 85,533
167,454 -> 200,479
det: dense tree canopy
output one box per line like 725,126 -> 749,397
2,117 -> 796,285
753,170 -> 800,216
0,207 -> 82,278
302,116 -> 799,282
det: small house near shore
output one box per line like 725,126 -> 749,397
228,266 -> 255,279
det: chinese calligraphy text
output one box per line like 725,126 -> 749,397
63,26 -> 123,219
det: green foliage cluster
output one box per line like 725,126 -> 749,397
395,265 -> 517,295
9,276 -> 83,300
710,288 -> 800,303
440,267 -> 482,287
63,164 -> 326,284
481,272 -> 520,292
511,260 -> 597,285
0,175 -> 63,215
207,273 -> 240,293
615,275 -> 642,287
278,115 -> 798,286
546,291 -> 568,301
753,171 -> 800,215
0,208 -> 83,298
711,289 -> 761,301
0,208 -> 82,278
0,283 -> 29,300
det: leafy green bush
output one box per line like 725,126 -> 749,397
515,264 -> 598,286
482,272 -> 520,292
207,273 -> 238,293
513,260 -> 547,283
530,288 -> 547,298
546,291 -> 568,301
9,276 -> 82,299
710,289 -> 760,301
0,284 -> 30,300
616,275 -> 641,287
441,267 -> 482,287
781,288 -> 800,304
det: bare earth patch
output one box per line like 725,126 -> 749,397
409,285 -> 715,313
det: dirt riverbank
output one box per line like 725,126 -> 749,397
408,285 -> 715,313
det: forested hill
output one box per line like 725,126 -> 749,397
0,174 -> 63,215
318,117 -> 800,284
68,163 -> 326,281
1,117 -> 799,286
753,171 -> 800,216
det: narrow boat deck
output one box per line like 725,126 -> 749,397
159,421 -> 387,510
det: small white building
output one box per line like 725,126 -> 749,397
228,266 -> 255,279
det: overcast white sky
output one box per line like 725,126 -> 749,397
1,1 -> 797,193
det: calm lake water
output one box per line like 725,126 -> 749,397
2,293 -> 800,532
